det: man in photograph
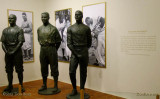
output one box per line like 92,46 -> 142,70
56,11 -> 67,61
67,10 -> 92,96
62,10 -> 71,61
21,12 -> 32,60
85,17 -> 98,64
1,14 -> 25,92
93,16 -> 105,66
85,16 -> 105,66
85,17 -> 93,29
37,12 -> 61,92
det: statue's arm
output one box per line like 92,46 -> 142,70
1,30 -> 7,53
56,42 -> 61,50
87,28 -> 92,48
55,28 -> 62,50
67,27 -> 77,55
2,43 -> 7,53
10,41 -> 23,54
37,28 -> 40,42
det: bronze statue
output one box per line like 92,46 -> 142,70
67,10 -> 92,97
1,14 -> 25,93
37,12 -> 61,94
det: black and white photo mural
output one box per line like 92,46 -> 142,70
83,3 -> 106,68
8,9 -> 34,63
55,8 -> 72,62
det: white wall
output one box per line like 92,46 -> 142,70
105,0 -> 160,94
0,0 -> 160,94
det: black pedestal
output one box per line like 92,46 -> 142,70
2,87 -> 25,96
66,93 -> 90,99
38,88 -> 61,95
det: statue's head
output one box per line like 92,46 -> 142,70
8,14 -> 17,25
75,10 -> 83,22
41,12 -> 50,25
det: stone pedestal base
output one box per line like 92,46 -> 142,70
38,88 -> 61,95
2,87 -> 25,96
66,93 -> 90,99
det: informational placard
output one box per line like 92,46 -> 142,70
121,31 -> 156,55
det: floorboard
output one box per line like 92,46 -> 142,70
0,79 -> 125,99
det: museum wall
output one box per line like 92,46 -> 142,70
45,0 -> 160,94
0,0 -> 47,86
0,0 -> 160,95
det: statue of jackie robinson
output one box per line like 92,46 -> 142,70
66,10 -> 92,99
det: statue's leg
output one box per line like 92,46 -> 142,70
69,73 -> 77,90
52,76 -> 58,91
39,71 -> 48,91
79,48 -> 88,90
39,66 -> 48,91
4,54 -> 13,92
39,47 -> 48,91
17,72 -> 25,92
69,54 -> 79,96
8,72 -> 13,87
14,49 -> 25,92
4,72 -> 13,92
38,76 -> 47,91
17,72 -> 23,86
49,46 -> 59,91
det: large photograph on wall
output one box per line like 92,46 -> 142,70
8,9 -> 34,63
83,2 -> 106,68
55,8 -> 72,62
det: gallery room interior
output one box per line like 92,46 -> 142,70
0,0 -> 159,99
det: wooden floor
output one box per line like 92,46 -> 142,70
0,79 -> 125,99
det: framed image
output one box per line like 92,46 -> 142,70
55,8 -> 72,62
83,2 -> 106,68
8,9 -> 34,63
